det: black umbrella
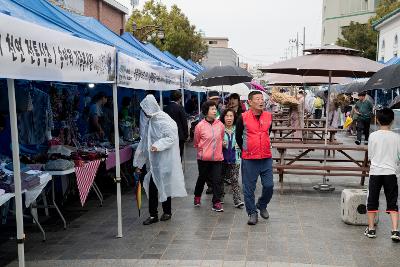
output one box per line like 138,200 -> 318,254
343,81 -> 368,93
364,64 -> 400,91
191,65 -> 252,87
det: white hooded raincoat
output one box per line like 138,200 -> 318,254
133,95 -> 187,202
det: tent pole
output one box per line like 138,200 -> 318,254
181,70 -> 186,174
181,70 -> 185,108
113,83 -> 122,238
222,85 -> 224,105
8,79 -> 25,267
160,91 -> 163,111
198,92 -> 201,115
374,90 -> 378,130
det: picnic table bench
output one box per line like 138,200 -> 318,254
272,143 -> 369,192
271,127 -> 344,142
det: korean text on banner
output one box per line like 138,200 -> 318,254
0,13 -> 116,83
117,52 -> 181,91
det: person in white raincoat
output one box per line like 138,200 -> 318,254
133,95 -> 187,225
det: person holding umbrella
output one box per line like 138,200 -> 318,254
354,91 -> 373,145
133,95 -> 187,225
236,91 -> 273,225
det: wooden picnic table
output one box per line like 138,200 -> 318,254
271,127 -> 345,142
272,118 -> 327,128
272,143 -> 369,192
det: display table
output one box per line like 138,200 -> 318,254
105,145 -> 133,170
0,169 -> 54,241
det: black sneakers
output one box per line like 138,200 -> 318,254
364,228 -> 376,238
160,214 -> 172,221
391,231 -> 400,242
143,216 -> 159,225
355,140 -> 361,145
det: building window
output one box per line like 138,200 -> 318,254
394,35 -> 398,57
381,39 -> 385,52
362,0 -> 368,11
209,41 -> 218,45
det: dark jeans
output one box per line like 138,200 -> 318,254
194,160 -> 223,204
356,119 -> 371,142
179,140 -> 185,161
367,175 -> 398,212
149,176 -> 171,217
241,158 -> 274,215
314,109 -> 322,119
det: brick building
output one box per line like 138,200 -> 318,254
50,0 -> 129,35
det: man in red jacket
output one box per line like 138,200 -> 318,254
236,91 -> 273,225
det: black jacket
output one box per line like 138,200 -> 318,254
164,102 -> 189,141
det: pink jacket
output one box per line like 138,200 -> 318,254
194,119 -> 224,161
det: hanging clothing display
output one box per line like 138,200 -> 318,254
18,85 -> 53,145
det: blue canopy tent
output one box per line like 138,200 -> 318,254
8,0 -> 164,66
121,33 -> 198,74
384,56 -> 400,66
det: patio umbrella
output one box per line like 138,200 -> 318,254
191,65 -> 253,87
364,64 -> 400,91
260,44 -> 384,191
263,73 -> 352,86
260,45 -> 382,77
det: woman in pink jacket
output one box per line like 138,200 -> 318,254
193,101 -> 225,212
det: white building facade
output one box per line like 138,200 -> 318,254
322,0 -> 378,45
374,8 -> 400,62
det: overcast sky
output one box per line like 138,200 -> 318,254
119,0 -> 323,67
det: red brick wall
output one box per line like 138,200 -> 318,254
84,0 -> 99,20
101,2 -> 125,35
84,0 -> 125,35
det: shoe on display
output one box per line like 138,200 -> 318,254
212,202 -> 224,212
247,213 -> 258,225
364,141 -> 368,145
364,227 -> 376,238
143,216 -> 159,225
355,140 -> 361,145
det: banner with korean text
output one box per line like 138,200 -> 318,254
0,13 -> 115,83
117,52 -> 182,91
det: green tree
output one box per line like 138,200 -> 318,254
125,0 -> 208,61
336,0 -> 400,59
337,22 -> 377,59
